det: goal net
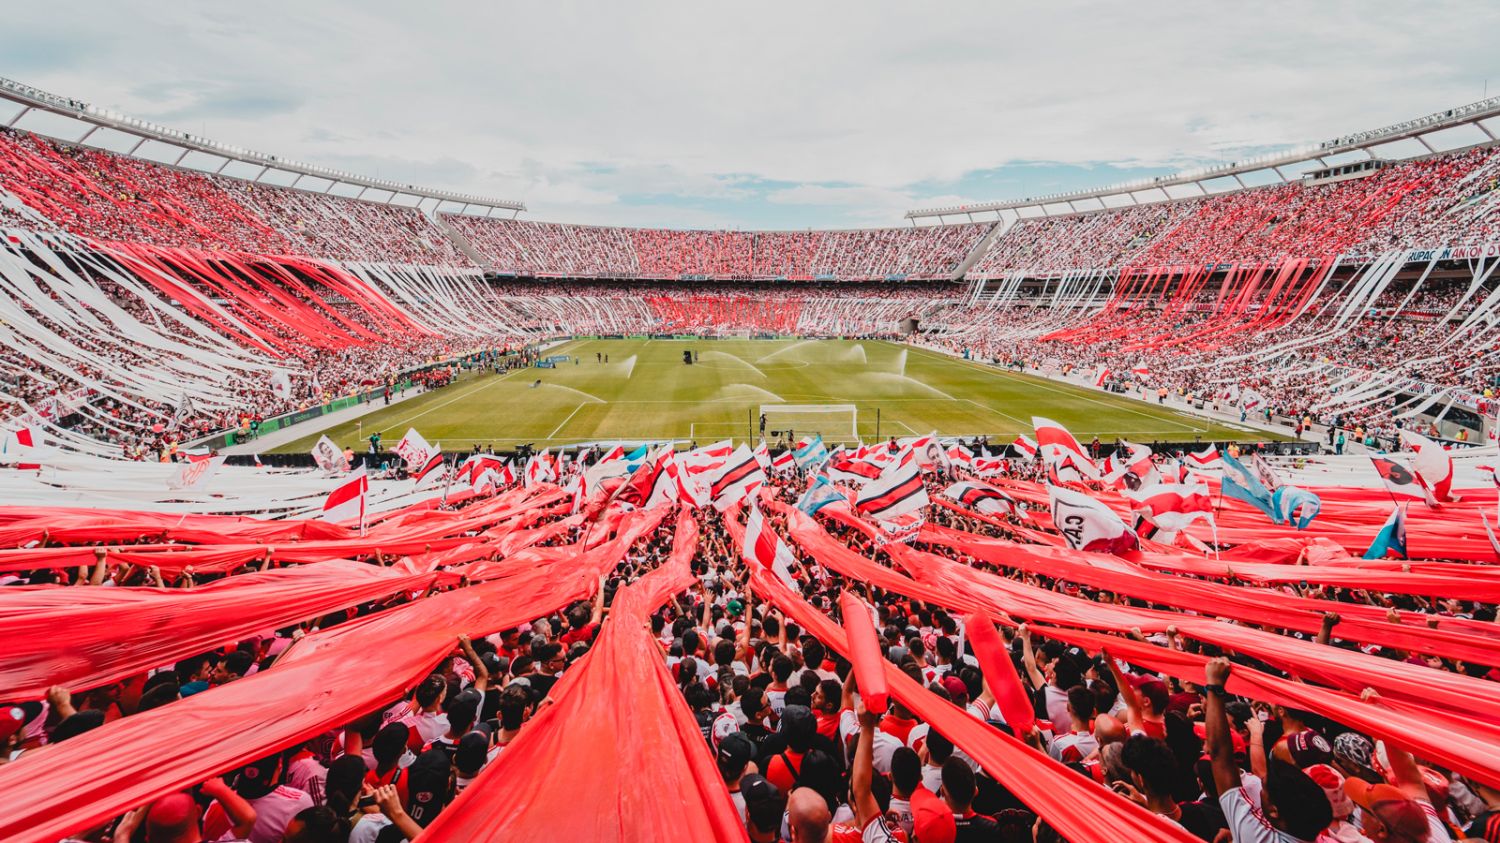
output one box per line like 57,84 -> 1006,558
760,404 -> 858,444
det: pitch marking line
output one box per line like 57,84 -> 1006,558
548,403 -> 588,439
361,366 -> 530,433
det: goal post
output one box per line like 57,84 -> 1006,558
758,404 -> 859,444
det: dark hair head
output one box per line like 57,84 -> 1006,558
926,729 -> 954,763
1121,735 -> 1177,797
325,754 -> 370,814
891,746 -> 921,794
1266,759 -> 1333,839
51,710 -> 105,743
373,722 -> 411,765
941,757 -> 977,807
1066,685 -> 1095,721
284,805 -> 340,843
223,649 -> 254,678
802,638 -> 826,668
771,655 -> 795,683
415,674 -> 446,708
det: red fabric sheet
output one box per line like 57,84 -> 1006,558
0,559 -> 436,699
420,511 -> 748,842
0,506 -> 668,843
840,592 -> 889,715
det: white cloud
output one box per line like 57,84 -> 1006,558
2,0 -> 1496,227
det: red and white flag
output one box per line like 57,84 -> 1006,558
1047,485 -> 1137,553
1093,367 -> 1110,388
168,455 -> 226,491
311,435 -> 347,474
616,446 -> 670,509
1032,417 -> 1099,479
393,428 -> 436,474
1124,483 -> 1213,533
742,501 -> 799,590
946,445 -> 973,468
972,456 -> 1008,478
1102,441 -> 1159,490
1369,456 -> 1437,505
413,452 -> 446,486
524,450 -> 557,487
826,455 -> 884,485
943,480 -> 1019,517
1011,434 -> 1038,459
1187,446 -> 1222,469
752,441 -> 772,472
1399,430 -> 1458,502
771,449 -> 796,472
321,467 -> 368,529
855,459 -> 929,521
710,444 -> 766,512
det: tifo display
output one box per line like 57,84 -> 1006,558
2,75 -> 1500,843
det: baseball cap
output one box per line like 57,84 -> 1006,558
779,704 -> 816,742
232,753 -> 282,799
910,787 -> 957,843
1303,764 -> 1353,819
940,676 -> 968,701
455,733 -> 490,779
1286,730 -> 1333,767
0,705 -> 29,741
726,598 -> 744,617
739,774 -> 783,831
1343,778 -> 1426,839
716,732 -> 753,778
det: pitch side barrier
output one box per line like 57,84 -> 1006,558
190,348 -> 512,451
226,437 -> 1309,469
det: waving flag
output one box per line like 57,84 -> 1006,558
457,454 -> 504,484
1220,450 -> 1277,522
1369,456 -> 1436,505
1271,486 -> 1321,530
793,435 -> 830,470
796,475 -> 848,517
752,441 -> 772,472
855,460 -> 929,521
1047,485 -> 1138,553
1032,417 -> 1099,479
1011,434 -> 1038,459
827,455 -> 884,485
1187,446 -> 1222,469
943,480 -> 1019,517
946,445 -> 973,468
1124,483 -> 1212,533
393,428 -> 436,474
710,445 -> 766,512
524,450 -> 557,487
771,449 -> 795,472
320,466 -> 368,529
1103,441 -> 1158,490
1399,430 -> 1458,502
311,435 -> 347,474
741,501 -> 799,589
413,452 -> 446,486
168,455 -> 226,491
972,456 -> 1008,478
616,447 -> 669,509
1363,504 -> 1408,560
1093,367 -> 1110,388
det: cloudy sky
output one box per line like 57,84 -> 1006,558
3,1 -> 1497,228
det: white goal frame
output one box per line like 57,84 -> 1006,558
759,404 -> 859,441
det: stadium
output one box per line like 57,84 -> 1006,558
2,9 -> 1500,843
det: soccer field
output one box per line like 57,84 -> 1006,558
273,339 -> 1269,453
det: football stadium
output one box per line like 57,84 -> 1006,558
3,6 -> 1500,843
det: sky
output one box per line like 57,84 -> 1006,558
2,1 -> 1498,229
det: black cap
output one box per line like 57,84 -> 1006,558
455,732 -> 490,776
779,704 -> 816,741
740,773 -> 784,831
716,732 -> 753,776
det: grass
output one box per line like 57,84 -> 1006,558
272,339 -> 1273,453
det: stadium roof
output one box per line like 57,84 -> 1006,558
906,95 -> 1500,222
0,76 -> 526,216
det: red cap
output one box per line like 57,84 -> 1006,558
0,705 -> 26,741
940,676 -> 968,701
1343,779 -> 1426,839
910,788 -> 956,843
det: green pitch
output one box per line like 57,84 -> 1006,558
273,339 -> 1270,453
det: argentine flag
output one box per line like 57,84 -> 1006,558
1362,503 -> 1408,560
796,475 -> 846,517
793,434 -> 830,470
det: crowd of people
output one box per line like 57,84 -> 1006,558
970,145 -> 1500,278
0,128 -> 470,266
445,216 -> 991,281
4,449 -> 1497,843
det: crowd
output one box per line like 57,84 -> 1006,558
0,128 -> 472,267
4,453 -> 1496,843
444,216 -> 991,282
970,145 -> 1500,278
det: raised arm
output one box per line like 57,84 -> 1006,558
1019,624 -> 1045,689
1104,650 -> 1145,733
1203,657 -> 1241,796
851,697 -> 882,830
